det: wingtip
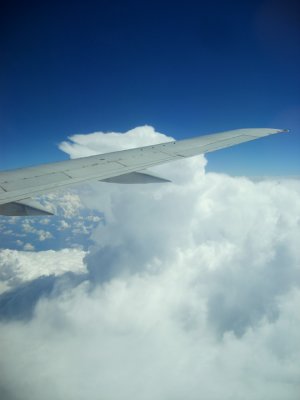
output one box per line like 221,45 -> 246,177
278,128 -> 290,133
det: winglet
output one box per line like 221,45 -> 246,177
279,129 -> 290,133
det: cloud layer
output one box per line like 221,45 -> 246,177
0,126 -> 300,400
0,248 -> 86,294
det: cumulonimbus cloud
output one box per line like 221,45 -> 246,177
0,126 -> 299,400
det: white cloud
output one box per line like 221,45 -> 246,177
86,215 -> 102,223
22,220 -> 36,233
58,220 -> 70,231
0,273 -> 299,400
23,243 -> 35,251
0,248 -> 86,294
39,218 -> 51,226
21,220 -> 53,241
0,126 -> 299,400
39,191 -> 84,218
58,125 -> 173,157
37,229 -> 53,241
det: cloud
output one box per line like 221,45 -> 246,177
0,191 -> 103,252
58,125 -> 173,157
23,243 -> 35,251
40,192 -> 84,218
0,270 -> 299,400
21,221 -> 53,241
0,126 -> 299,399
0,248 -> 86,294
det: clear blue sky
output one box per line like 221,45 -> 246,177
1,0 -> 299,175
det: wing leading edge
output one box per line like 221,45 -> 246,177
0,128 -> 288,215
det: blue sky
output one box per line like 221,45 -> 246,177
1,0 -> 299,175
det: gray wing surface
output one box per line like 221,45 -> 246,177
0,128 -> 287,215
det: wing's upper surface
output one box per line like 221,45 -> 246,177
0,128 -> 287,212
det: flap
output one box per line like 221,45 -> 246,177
0,199 -> 53,216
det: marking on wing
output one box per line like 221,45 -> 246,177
0,172 -> 71,192
64,161 -> 122,178
174,135 -> 256,156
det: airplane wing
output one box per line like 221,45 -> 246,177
0,128 -> 287,215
